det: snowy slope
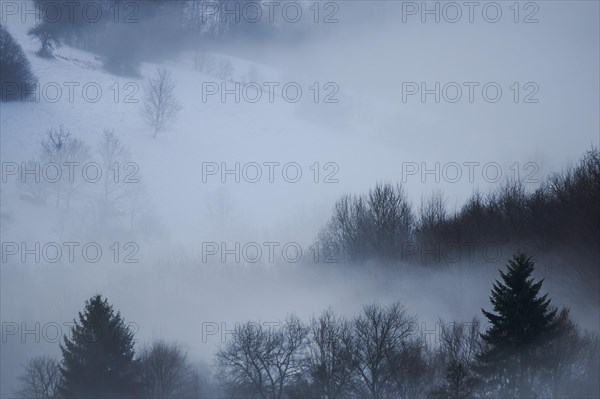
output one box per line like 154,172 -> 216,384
0,16 -> 344,245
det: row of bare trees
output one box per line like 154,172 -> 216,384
216,303 -> 426,399
16,308 -> 598,399
10,127 -> 164,243
318,149 -> 600,305
217,303 -> 599,399
417,148 -> 599,253
321,149 -> 599,264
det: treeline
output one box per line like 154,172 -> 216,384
16,253 -> 600,398
216,254 -> 599,399
29,0 -> 186,74
27,0 -> 312,75
416,149 -> 599,256
318,148 -> 600,300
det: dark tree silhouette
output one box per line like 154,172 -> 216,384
430,319 -> 482,399
478,252 -> 559,398
59,294 -> 141,398
320,183 -> 414,262
28,23 -> 60,58
353,302 -> 416,399
216,316 -> 308,399
307,308 -> 357,398
0,23 -> 37,102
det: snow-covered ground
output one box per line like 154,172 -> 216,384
2,1 -> 599,249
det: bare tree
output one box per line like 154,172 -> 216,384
142,68 -> 182,138
94,129 -> 134,229
139,340 -> 198,398
388,337 -> 431,399
319,183 -> 415,262
319,194 -> 367,261
538,308 -> 600,398
419,190 -> 448,232
307,308 -> 357,398
366,183 -> 414,259
39,127 -> 91,210
353,302 -> 417,399
15,355 -> 61,399
217,316 -> 309,399
430,319 -> 482,399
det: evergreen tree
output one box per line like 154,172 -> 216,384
0,23 -> 37,102
478,252 -> 558,398
59,294 -> 141,398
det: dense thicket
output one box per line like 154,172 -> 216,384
0,23 -> 37,101
416,148 -> 600,256
318,183 -> 414,262
26,0 -> 184,73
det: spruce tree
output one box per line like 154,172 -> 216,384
478,252 -> 558,398
59,294 -> 141,398
0,23 -> 37,102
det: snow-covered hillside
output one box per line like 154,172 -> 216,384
3,1 -> 598,251
0,5 -> 434,252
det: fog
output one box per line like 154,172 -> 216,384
1,1 -> 599,398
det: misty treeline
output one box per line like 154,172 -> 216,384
16,253 -> 600,398
27,0 -> 318,75
12,126 -> 165,242
318,148 -> 600,304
